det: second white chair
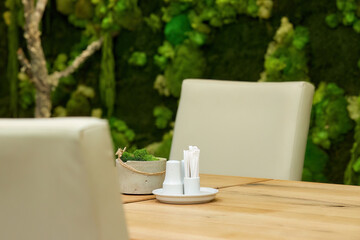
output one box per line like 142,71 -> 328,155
170,79 -> 314,180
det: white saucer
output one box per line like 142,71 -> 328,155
152,187 -> 218,204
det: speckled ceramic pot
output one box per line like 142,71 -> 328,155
116,158 -> 166,194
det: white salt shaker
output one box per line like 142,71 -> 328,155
162,160 -> 183,195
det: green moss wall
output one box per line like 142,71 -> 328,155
1,0 -> 360,184
0,1 -> 9,117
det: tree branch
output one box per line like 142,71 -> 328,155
17,48 -> 48,92
33,0 -> 47,25
22,0 -> 33,26
22,0 -> 49,88
17,48 -> 33,79
49,38 -> 103,87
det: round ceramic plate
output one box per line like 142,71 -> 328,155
152,187 -> 218,204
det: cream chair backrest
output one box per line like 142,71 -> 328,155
170,79 -> 314,180
0,118 -> 128,240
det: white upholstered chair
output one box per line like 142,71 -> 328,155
0,118 -> 128,240
170,79 -> 315,180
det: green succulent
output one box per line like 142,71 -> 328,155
121,149 -> 158,162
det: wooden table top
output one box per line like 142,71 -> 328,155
122,175 -> 360,240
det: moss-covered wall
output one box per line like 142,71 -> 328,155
203,16 -> 273,81
273,0 -> 360,183
275,0 -> 360,94
114,24 -> 169,146
0,1 -> 9,117
1,0 -> 360,184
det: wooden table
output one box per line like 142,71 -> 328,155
121,174 -> 360,240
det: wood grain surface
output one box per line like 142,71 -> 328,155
198,174 -> 268,189
123,178 -> 360,240
121,194 -> 156,204
122,174 -> 267,203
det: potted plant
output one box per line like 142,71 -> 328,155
116,148 -> 166,194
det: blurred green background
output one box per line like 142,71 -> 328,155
1,0 -> 360,185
